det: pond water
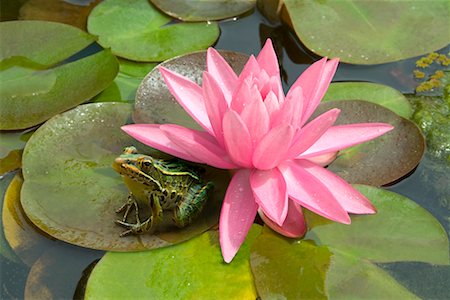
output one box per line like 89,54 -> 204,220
1,2 -> 449,299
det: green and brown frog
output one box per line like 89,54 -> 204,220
113,146 -> 214,236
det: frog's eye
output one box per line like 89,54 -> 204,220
143,161 -> 151,167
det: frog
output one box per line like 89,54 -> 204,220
112,146 -> 214,237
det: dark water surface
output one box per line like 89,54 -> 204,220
1,2 -> 449,299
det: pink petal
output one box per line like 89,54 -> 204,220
222,110 -> 253,168
202,72 -> 228,147
238,55 -> 260,81
219,169 -> 258,263
287,108 -> 340,158
271,86 -> 304,128
269,75 -> 285,103
250,168 -> 288,226
252,124 -> 294,170
159,67 -> 212,134
256,39 -> 279,77
264,91 -> 280,119
297,160 -> 376,214
160,124 -> 237,169
121,124 -> 202,163
258,200 -> 307,238
230,79 -> 258,114
279,161 -> 351,224
287,58 -> 339,126
300,123 -> 394,158
305,152 -> 337,166
240,93 -> 270,145
206,47 -> 238,104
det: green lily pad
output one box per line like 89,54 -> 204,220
150,0 -> 256,21
314,100 -> 425,186
19,0 -> 101,30
0,20 -> 95,67
0,49 -> 118,130
93,60 -> 157,103
3,173 -> 56,267
306,185 -> 449,264
24,246 -> 103,300
0,127 -> 35,175
250,230 -> 331,299
21,103 -> 226,251
87,0 -> 220,62
326,251 -> 420,299
250,186 -> 448,299
134,50 -> 249,127
0,172 -> 21,263
85,227 -> 260,299
323,82 -> 413,119
282,0 -> 450,64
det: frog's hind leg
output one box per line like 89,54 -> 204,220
173,182 -> 214,228
115,191 -> 163,236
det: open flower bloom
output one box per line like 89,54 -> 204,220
122,39 -> 394,263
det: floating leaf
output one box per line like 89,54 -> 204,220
21,103 -> 227,251
282,0 -> 450,64
134,50 -> 249,127
19,0 -> 101,30
314,100 -> 425,186
323,82 -> 413,119
3,173 -> 56,267
150,0 -> 256,21
0,20 -> 95,67
85,227 -> 260,299
0,172 -> 21,263
326,252 -> 420,300
250,186 -> 448,299
25,245 -> 103,299
93,59 -> 157,103
306,185 -> 449,265
250,229 -> 331,299
87,0 -> 220,62
0,50 -> 118,130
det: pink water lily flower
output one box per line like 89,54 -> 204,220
122,39 -> 394,263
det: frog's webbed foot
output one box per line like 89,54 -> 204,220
115,218 -> 153,237
115,193 -> 138,223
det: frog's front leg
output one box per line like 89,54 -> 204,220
115,193 -> 139,222
115,191 -> 164,236
173,182 -> 214,228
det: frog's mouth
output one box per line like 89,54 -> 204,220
112,159 -> 124,173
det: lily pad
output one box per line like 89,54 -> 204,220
21,103 -> 227,251
0,49 -> 118,130
85,227 -> 260,299
0,128 -> 35,175
150,0 -> 256,21
282,0 -> 450,64
19,0 -> 101,30
3,173 -> 56,266
0,20 -> 95,67
307,185 -> 449,264
134,50 -> 249,127
25,245 -> 103,300
87,0 -> 220,62
323,82 -> 413,119
250,186 -> 448,299
250,231 -> 331,299
93,59 -> 157,103
0,172 -> 21,263
314,100 -> 425,186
